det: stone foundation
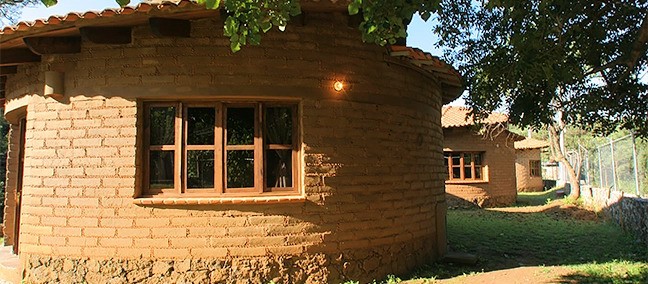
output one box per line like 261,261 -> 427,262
24,238 -> 435,284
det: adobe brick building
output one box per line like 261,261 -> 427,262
441,107 -> 520,207
0,1 -> 462,283
514,138 -> 549,192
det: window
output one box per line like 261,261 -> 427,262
444,152 -> 484,181
143,102 -> 299,197
529,160 -> 541,177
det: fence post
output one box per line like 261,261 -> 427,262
610,138 -> 618,191
598,147 -> 604,189
632,132 -> 640,196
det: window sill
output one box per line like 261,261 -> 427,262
133,195 -> 306,206
445,180 -> 489,185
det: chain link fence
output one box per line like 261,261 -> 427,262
584,134 -> 647,197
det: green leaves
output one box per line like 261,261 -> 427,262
40,0 -> 57,7
348,0 -> 362,15
196,0 -> 221,9
115,0 -> 130,7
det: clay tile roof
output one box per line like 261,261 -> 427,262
441,106 -> 509,128
388,46 -> 463,103
0,0 -> 202,37
514,138 -> 550,150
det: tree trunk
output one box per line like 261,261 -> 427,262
548,124 -> 581,199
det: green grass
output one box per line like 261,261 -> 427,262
404,203 -> 648,283
515,187 -> 564,206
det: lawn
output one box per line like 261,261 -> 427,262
400,194 -> 648,283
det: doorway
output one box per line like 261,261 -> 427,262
12,118 -> 26,255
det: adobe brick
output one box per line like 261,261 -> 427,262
153,248 -> 191,258
58,110 -> 88,120
209,237 -> 247,247
116,247 -> 152,258
22,206 -> 53,216
56,168 -> 84,177
187,227 -> 226,237
133,238 -> 169,248
117,228 -> 151,238
40,216 -> 67,226
83,247 -> 117,257
227,226 -> 265,237
104,137 -> 135,146
46,120 -> 72,129
102,178 -> 134,188
103,117 -> 137,127
88,128 -> 120,137
134,218 -> 170,228
99,237 -> 134,247
84,227 -> 116,237
57,148 -> 86,158
228,247 -> 266,257
170,237 -> 208,248
19,244 -> 52,255
54,227 -> 82,237
151,227 -> 187,237
68,217 -> 99,227
40,236 -> 67,246
88,109 -> 120,118
86,147 -> 118,157
71,158 -> 102,167
42,197 -> 68,207
190,248 -> 228,258
72,119 -> 102,128
20,224 -> 53,235
69,197 -> 100,207
70,178 -> 101,187
72,138 -> 103,147
85,167 -> 117,176
247,236 -> 287,247
99,218 -> 134,228
248,215 -> 285,226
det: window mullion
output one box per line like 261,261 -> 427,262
459,153 -> 465,180
175,102 -> 183,194
255,103 -> 264,193
215,103 -> 224,194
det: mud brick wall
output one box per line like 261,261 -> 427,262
2,13 -> 448,283
515,149 -> 543,192
443,127 -> 517,207
580,186 -> 648,246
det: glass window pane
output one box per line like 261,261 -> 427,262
187,150 -> 214,189
188,107 -> 215,145
227,150 -> 254,188
452,167 -> 461,179
266,107 -> 293,144
227,107 -> 254,145
149,151 -> 174,189
464,153 -> 473,163
149,107 -> 175,145
464,166 -> 473,179
475,166 -> 482,179
474,154 -> 482,165
452,154 -> 461,166
266,150 -> 292,187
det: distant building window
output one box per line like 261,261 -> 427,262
444,152 -> 484,181
530,160 -> 541,177
143,102 -> 299,197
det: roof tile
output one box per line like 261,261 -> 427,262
441,106 -> 509,128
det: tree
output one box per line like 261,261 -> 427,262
0,0 -> 41,25
435,0 -> 648,198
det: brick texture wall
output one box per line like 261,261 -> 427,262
443,127 -> 517,207
515,149 -> 544,192
2,13 -> 448,283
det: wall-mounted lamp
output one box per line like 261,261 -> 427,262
44,71 -> 65,100
333,80 -> 345,92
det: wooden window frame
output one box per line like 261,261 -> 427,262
529,160 -> 541,177
444,151 -> 485,181
141,101 -> 300,198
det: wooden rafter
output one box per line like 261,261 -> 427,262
149,18 -> 191,38
0,66 -> 17,76
23,36 -> 81,55
0,48 -> 41,66
79,27 -> 132,44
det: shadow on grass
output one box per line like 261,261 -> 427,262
407,200 -> 648,281
557,269 -> 648,284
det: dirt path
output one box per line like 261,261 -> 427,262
401,266 -> 574,284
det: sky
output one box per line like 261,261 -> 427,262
10,0 -> 464,104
